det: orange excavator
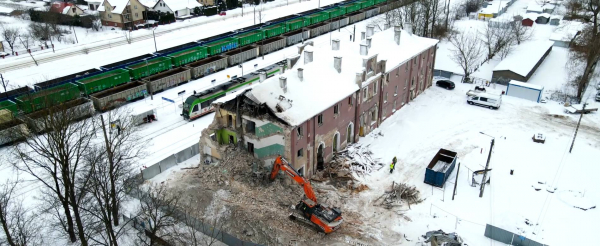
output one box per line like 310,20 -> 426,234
269,156 -> 343,234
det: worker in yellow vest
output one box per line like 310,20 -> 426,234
390,156 -> 397,174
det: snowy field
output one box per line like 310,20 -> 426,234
0,0 -> 345,67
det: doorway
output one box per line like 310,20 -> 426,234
317,144 -> 324,171
333,133 -> 339,153
347,123 -> 354,144
227,115 -> 233,127
229,135 -> 235,145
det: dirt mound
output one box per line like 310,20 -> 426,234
168,147 -> 375,245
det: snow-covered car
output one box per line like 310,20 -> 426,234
595,92 -> 600,102
596,82 -> 600,90
0,52 -> 9,57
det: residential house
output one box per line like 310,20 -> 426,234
85,0 -> 102,11
198,0 -> 215,6
199,26 -> 438,178
153,0 -> 202,17
49,2 -> 85,16
98,0 -> 146,28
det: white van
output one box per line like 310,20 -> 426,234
467,93 -> 502,109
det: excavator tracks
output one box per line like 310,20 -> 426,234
288,209 -> 323,233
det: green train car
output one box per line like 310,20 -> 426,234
345,3 -> 362,13
15,83 -> 80,114
360,0 -> 375,8
305,12 -> 330,25
205,37 -> 239,56
168,46 -> 208,67
237,30 -> 265,46
74,68 -> 131,95
0,100 -> 18,117
263,24 -> 287,38
127,57 -> 173,80
286,18 -> 308,32
374,0 -> 386,4
326,7 -> 346,19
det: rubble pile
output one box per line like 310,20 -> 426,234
167,147 -> 368,245
330,143 -> 385,177
375,182 -> 423,210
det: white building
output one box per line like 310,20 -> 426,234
84,0 -> 102,11
152,0 -> 202,17
506,80 -> 544,103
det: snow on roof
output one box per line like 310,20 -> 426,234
523,13 -> 539,20
139,0 -> 158,8
527,3 -> 543,12
493,40 -> 553,77
162,0 -> 201,11
244,28 -> 438,126
550,15 -> 563,20
539,13 -> 551,18
479,0 -> 509,14
549,20 -> 587,42
103,0 -> 130,14
0,6 -> 13,13
62,5 -> 72,14
509,80 -> 544,91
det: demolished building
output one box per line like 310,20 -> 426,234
199,25 -> 439,178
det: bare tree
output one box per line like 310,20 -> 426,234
480,24 -> 515,61
509,21 -> 532,45
0,180 -> 44,246
449,31 -> 484,81
13,103 -> 95,246
136,184 -> 181,246
123,31 -> 132,44
0,75 -> 9,93
176,200 -> 222,246
569,25 -> 600,99
0,25 -> 19,55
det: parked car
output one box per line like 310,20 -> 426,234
0,52 -> 9,57
595,92 -> 600,102
596,82 -> 600,90
436,80 -> 455,90
467,93 -> 502,109
219,11 -> 226,16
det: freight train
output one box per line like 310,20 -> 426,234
0,0 -> 407,144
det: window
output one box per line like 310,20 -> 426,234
394,86 -> 398,96
108,14 -> 112,18
192,105 -> 198,112
384,92 -> 388,103
210,133 -> 216,141
371,107 -> 378,122
334,104 -> 339,115
363,88 -> 368,100
420,68 -> 423,75
297,148 -> 304,157
411,77 -> 415,86
135,13 -> 138,17
72,8 -> 76,13
480,97 -> 488,102
405,78 -> 408,88
246,120 -> 255,133
348,96 -> 353,106
373,81 -> 378,95
297,126 -> 303,137
405,64 -> 408,71
413,58 -> 416,64
318,114 -> 323,125
383,106 -> 387,117
134,5 -> 137,9
396,68 -> 399,77
393,100 -> 397,111
248,142 -> 254,153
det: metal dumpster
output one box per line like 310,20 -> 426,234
424,148 -> 458,188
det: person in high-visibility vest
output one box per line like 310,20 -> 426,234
390,156 -> 397,174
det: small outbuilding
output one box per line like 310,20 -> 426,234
536,13 -> 550,24
550,15 -> 562,25
522,18 -> 534,26
492,41 -> 554,84
526,3 -> 543,14
506,80 -> 544,102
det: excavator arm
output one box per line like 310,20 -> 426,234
269,156 -> 317,203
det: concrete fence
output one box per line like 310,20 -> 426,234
141,142 -> 200,180
484,224 -> 548,246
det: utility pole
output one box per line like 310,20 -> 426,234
569,103 -> 587,153
479,133 -> 494,198
152,27 -> 158,53
352,25 -> 355,42
145,60 -> 153,100
73,25 -> 79,43
0,73 -> 7,93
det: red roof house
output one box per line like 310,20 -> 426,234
49,2 -> 85,16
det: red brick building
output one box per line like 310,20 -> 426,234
200,26 -> 439,177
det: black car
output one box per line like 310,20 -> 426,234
436,80 -> 455,90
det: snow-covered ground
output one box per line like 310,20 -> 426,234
0,0 -> 345,67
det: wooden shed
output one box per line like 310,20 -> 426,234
492,41 -> 553,84
536,15 -> 550,24
522,18 -> 534,26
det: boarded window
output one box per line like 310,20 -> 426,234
334,104 -> 339,115
297,126 -> 303,137
298,148 -> 304,157
348,96 -> 353,105
248,142 -> 254,153
246,120 -> 255,133
318,114 -> 323,125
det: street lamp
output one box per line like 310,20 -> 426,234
479,132 -> 494,198
239,64 -> 243,77
152,26 -> 158,53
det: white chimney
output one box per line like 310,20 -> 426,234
403,23 -> 413,35
304,50 -> 313,64
279,64 -> 285,74
394,25 -> 401,45
355,72 -> 364,84
297,68 -> 303,81
366,37 -> 372,48
360,43 -> 368,56
366,25 -> 374,37
279,77 -> 287,93
259,71 -> 267,82
332,39 -> 340,50
334,56 -> 342,73
361,31 -> 366,40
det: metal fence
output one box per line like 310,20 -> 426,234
484,224 -> 548,246
141,142 -> 200,180
433,69 -> 454,79
127,183 -> 263,246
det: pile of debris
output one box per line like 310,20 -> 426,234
375,182 -> 423,210
331,143 -> 384,176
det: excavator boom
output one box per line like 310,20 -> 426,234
269,156 -> 343,234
